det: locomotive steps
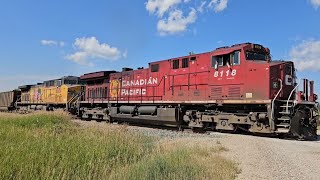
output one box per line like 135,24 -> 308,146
275,103 -> 293,132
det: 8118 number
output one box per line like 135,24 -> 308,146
214,69 -> 237,78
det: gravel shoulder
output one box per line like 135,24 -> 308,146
219,132 -> 320,180
73,120 -> 320,180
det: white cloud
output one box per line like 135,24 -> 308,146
41,40 -> 65,47
289,40 -> 320,71
145,0 -> 228,35
157,8 -> 197,35
65,37 -> 124,66
197,1 -> 207,13
310,0 -> 320,8
122,49 -> 128,59
59,42 -> 65,47
65,52 -> 94,67
208,0 -> 228,12
146,0 -> 181,17
41,40 -> 57,46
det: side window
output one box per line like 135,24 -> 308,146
233,51 -> 240,65
217,56 -> 223,66
212,51 -> 240,68
182,58 -> 189,68
172,59 -> 179,69
212,56 -> 223,68
151,64 -> 159,72
222,55 -> 230,66
212,56 -> 217,68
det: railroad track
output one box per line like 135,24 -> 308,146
72,118 -> 307,140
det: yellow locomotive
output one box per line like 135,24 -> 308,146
18,76 -> 83,110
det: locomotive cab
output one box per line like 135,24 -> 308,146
210,43 -> 317,139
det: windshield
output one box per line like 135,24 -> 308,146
246,51 -> 267,61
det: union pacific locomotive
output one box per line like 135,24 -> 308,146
0,43 -> 318,139
0,76 -> 82,112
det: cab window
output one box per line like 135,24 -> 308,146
246,51 -> 267,61
212,51 -> 241,68
212,55 -> 229,67
232,51 -> 240,65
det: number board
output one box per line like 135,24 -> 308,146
214,69 -> 237,79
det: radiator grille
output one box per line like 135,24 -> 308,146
210,87 -> 222,99
228,86 -> 241,99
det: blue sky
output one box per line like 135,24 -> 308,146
0,0 -> 320,93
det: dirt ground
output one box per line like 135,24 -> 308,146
218,131 -> 320,180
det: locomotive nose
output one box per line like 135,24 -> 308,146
269,62 -> 295,99
283,63 -> 294,85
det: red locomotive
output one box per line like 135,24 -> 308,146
78,43 -> 318,139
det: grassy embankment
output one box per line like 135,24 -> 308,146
0,112 -> 239,179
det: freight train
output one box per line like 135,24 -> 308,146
0,43 -> 318,140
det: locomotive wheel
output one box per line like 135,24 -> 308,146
290,106 -> 318,140
85,115 -> 92,121
191,127 -> 205,133
105,115 -> 113,123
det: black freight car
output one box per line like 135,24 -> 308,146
0,90 -> 20,111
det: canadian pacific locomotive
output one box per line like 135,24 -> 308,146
0,43 -> 318,139
78,43 -> 318,140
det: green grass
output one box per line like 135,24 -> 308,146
0,112 -> 239,180
110,147 -> 238,180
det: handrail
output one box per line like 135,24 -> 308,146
271,79 -> 283,121
67,91 -> 84,110
14,96 -> 21,109
286,78 -> 300,113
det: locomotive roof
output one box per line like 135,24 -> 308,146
43,76 -> 79,82
149,43 -> 254,64
18,85 -> 33,91
149,51 -> 212,64
80,71 -> 117,80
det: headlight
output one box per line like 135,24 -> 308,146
285,65 -> 292,75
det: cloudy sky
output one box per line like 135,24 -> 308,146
0,0 -> 320,93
